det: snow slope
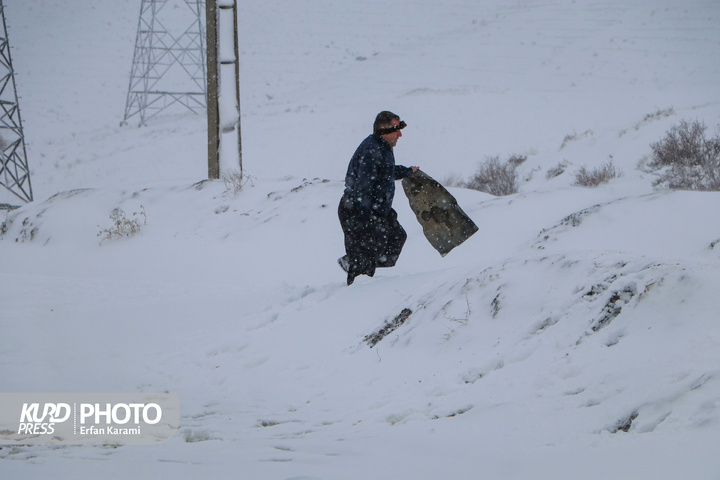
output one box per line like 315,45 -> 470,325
2,1 -> 720,479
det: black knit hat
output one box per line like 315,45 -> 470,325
373,111 -> 407,135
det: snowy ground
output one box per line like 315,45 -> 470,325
2,1 -> 720,479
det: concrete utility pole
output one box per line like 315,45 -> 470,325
206,0 -> 241,179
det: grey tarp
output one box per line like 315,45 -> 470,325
402,170 -> 478,256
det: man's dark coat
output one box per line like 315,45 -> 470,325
338,133 -> 414,282
342,134 -> 413,219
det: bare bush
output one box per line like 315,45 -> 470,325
573,161 -> 620,187
507,154 -> 527,168
98,206 -> 146,244
648,119 -> 720,191
464,156 -> 519,196
221,169 -> 253,196
560,130 -> 593,149
546,161 -> 568,179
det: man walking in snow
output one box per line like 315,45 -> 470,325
338,111 -> 419,285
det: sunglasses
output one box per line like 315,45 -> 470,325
377,120 -> 407,135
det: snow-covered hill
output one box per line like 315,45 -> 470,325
1,1 -> 719,479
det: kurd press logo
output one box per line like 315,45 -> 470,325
1,393 -> 179,445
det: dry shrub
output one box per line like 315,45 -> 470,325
464,156 -> 520,196
649,119 -> 720,191
574,161 -> 620,187
97,206 -> 146,244
221,169 -> 252,196
546,161 -> 568,179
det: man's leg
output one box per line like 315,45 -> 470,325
375,208 -> 407,268
338,200 -> 377,282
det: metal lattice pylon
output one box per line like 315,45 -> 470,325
122,0 -> 206,126
0,0 -> 32,204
